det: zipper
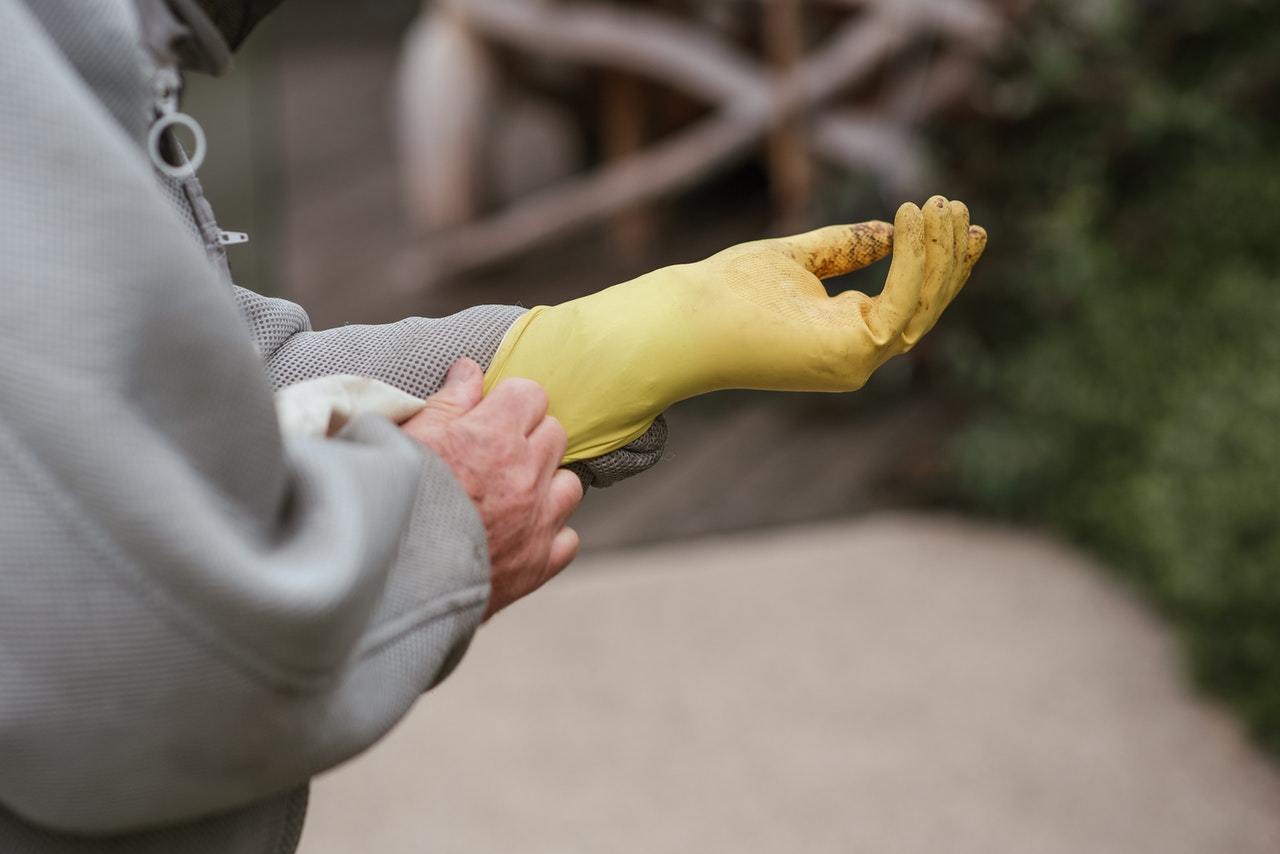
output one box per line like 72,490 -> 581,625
147,65 -> 205,179
145,61 -> 247,281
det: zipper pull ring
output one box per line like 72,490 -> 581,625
147,66 -> 206,180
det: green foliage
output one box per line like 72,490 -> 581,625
934,0 -> 1280,751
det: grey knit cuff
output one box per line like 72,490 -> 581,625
567,415 -> 669,490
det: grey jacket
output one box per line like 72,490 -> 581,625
0,0 -> 658,851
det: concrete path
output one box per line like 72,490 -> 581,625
298,514 -> 1280,853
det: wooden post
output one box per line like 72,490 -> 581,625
763,0 -> 813,235
599,69 -> 655,261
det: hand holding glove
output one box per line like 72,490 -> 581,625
484,195 -> 987,462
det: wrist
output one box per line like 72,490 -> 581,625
481,280 -> 687,462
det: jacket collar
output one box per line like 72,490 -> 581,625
134,0 -> 231,74
194,0 -> 284,53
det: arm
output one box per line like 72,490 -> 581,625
236,289 -> 669,487
0,1 -> 485,834
486,201 -> 987,463
250,197 -> 986,486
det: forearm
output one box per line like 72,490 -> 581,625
235,288 -> 526,397
238,287 -> 669,488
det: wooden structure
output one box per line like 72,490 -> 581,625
393,0 -> 1007,290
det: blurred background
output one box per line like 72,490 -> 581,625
184,0 -> 1280,847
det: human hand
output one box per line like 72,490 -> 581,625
402,359 -> 583,619
483,195 -> 987,462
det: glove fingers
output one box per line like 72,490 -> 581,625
869,202 -> 925,340
777,221 -> 893,279
902,196 -> 964,345
946,199 -> 971,304
961,224 -> 988,285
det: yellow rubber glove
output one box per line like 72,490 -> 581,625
484,195 -> 987,463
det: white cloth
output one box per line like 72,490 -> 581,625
276,375 -> 428,438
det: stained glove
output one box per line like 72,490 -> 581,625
483,195 -> 987,463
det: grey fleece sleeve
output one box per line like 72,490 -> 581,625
235,290 -> 671,488
0,0 -> 487,839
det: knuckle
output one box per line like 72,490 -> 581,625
542,415 -> 568,443
507,460 -> 540,496
504,377 -> 548,403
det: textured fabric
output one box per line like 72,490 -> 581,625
135,0 -> 232,76
0,2 -> 490,851
237,289 -> 670,488
567,413 -> 668,489
240,293 -> 527,395
0,788 -> 308,854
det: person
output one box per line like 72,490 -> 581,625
0,1 -> 983,852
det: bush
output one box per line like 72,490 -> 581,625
933,0 -> 1280,752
